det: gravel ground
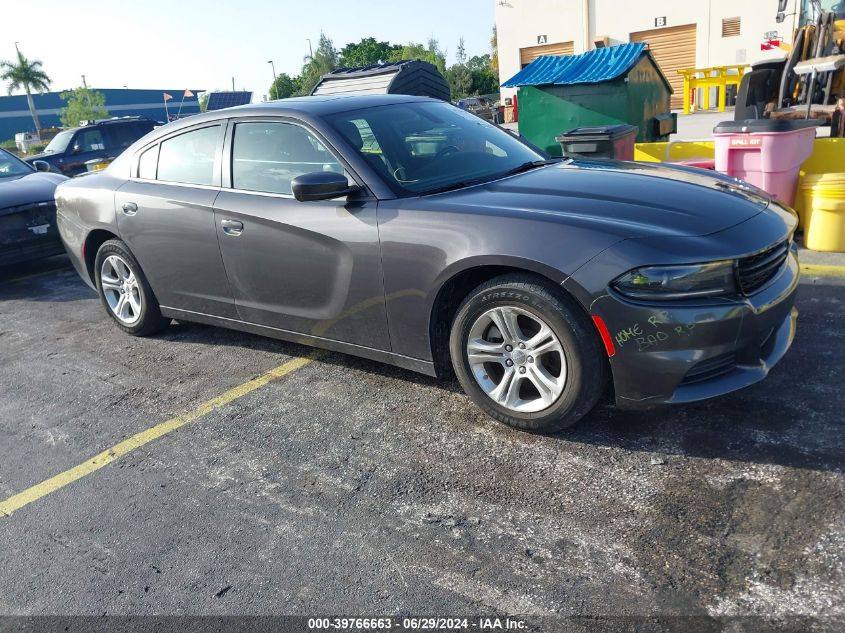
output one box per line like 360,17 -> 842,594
0,256 -> 842,631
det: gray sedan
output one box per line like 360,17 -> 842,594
55,95 -> 798,432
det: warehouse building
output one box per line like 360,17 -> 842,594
0,88 -> 203,142
495,0 -> 798,109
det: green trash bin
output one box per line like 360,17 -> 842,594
500,43 -> 674,156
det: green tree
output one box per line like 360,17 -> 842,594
446,38 -> 472,99
0,46 -> 51,132
198,92 -> 209,112
296,33 -> 338,96
339,37 -> 399,68
269,73 -> 301,100
467,54 -> 491,72
470,69 -> 499,95
389,38 -> 447,74
59,87 -> 108,128
466,54 -> 499,95
490,26 -> 499,74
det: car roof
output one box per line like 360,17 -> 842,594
153,94 -> 436,134
108,94 -> 444,177
63,117 -> 157,134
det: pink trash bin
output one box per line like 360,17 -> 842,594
713,119 -> 818,206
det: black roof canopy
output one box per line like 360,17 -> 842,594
310,60 -> 450,102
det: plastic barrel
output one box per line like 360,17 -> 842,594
800,172 -> 845,252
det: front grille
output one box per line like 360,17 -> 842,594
736,240 -> 789,295
680,352 -> 737,385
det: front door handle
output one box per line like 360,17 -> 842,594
121,202 -> 138,215
220,219 -> 244,236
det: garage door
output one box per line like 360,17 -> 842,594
519,41 -> 575,68
630,24 -> 696,110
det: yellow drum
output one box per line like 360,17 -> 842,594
800,172 -> 845,252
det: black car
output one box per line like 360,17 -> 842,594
26,117 -> 158,177
0,148 -> 67,266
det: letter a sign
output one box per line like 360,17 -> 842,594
537,34 -> 548,44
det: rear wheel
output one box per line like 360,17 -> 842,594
449,274 -> 606,433
94,239 -> 169,336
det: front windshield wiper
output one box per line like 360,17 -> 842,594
498,158 -> 560,178
420,178 -> 490,196
419,159 -> 560,197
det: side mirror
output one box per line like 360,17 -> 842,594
776,11 -> 786,23
33,160 -> 50,172
291,171 -> 359,202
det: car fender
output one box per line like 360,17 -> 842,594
426,253 -> 571,314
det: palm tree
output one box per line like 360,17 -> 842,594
0,45 -> 51,133
491,26 -> 499,74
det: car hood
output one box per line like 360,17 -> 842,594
432,160 -> 771,239
23,151 -> 55,162
0,172 -> 67,213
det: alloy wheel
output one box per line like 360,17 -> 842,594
100,255 -> 143,325
466,306 -> 567,413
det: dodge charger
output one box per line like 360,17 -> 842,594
55,95 -> 798,432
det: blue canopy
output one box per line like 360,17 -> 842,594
501,42 -> 648,88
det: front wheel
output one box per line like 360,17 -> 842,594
449,274 -> 606,433
94,239 -> 169,336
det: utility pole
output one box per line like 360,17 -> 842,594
232,76 -> 235,91
268,60 -> 277,98
306,38 -> 313,60
81,74 -> 93,109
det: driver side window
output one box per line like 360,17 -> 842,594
231,121 -> 344,195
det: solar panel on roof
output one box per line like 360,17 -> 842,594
206,91 -> 253,111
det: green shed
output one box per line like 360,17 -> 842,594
501,43 -> 675,157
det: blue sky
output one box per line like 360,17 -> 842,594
4,0 -> 494,99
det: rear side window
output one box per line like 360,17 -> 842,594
73,129 -> 105,153
231,121 -> 343,195
156,125 -> 220,186
106,122 -> 154,151
138,144 -> 158,179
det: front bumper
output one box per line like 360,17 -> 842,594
597,250 -> 798,409
565,203 -> 800,409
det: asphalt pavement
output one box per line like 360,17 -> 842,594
0,254 -> 842,631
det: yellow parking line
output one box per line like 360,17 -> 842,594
0,353 -> 317,517
0,267 -> 68,285
800,263 -> 845,278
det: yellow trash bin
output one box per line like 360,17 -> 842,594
800,173 -> 845,252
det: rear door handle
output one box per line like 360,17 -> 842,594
121,202 -> 138,215
220,219 -> 244,236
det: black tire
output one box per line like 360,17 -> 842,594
449,274 -> 606,433
94,239 -> 169,336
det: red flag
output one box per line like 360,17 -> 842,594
184,89 -> 194,98
163,92 -> 173,101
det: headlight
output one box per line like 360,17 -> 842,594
611,260 -> 737,300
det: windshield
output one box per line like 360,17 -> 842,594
0,149 -> 35,178
326,101 -> 545,196
44,129 -> 75,154
804,0 -> 845,19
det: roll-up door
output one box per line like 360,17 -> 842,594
519,41 -> 575,68
630,24 -> 697,109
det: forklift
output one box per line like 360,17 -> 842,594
735,0 -> 845,135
